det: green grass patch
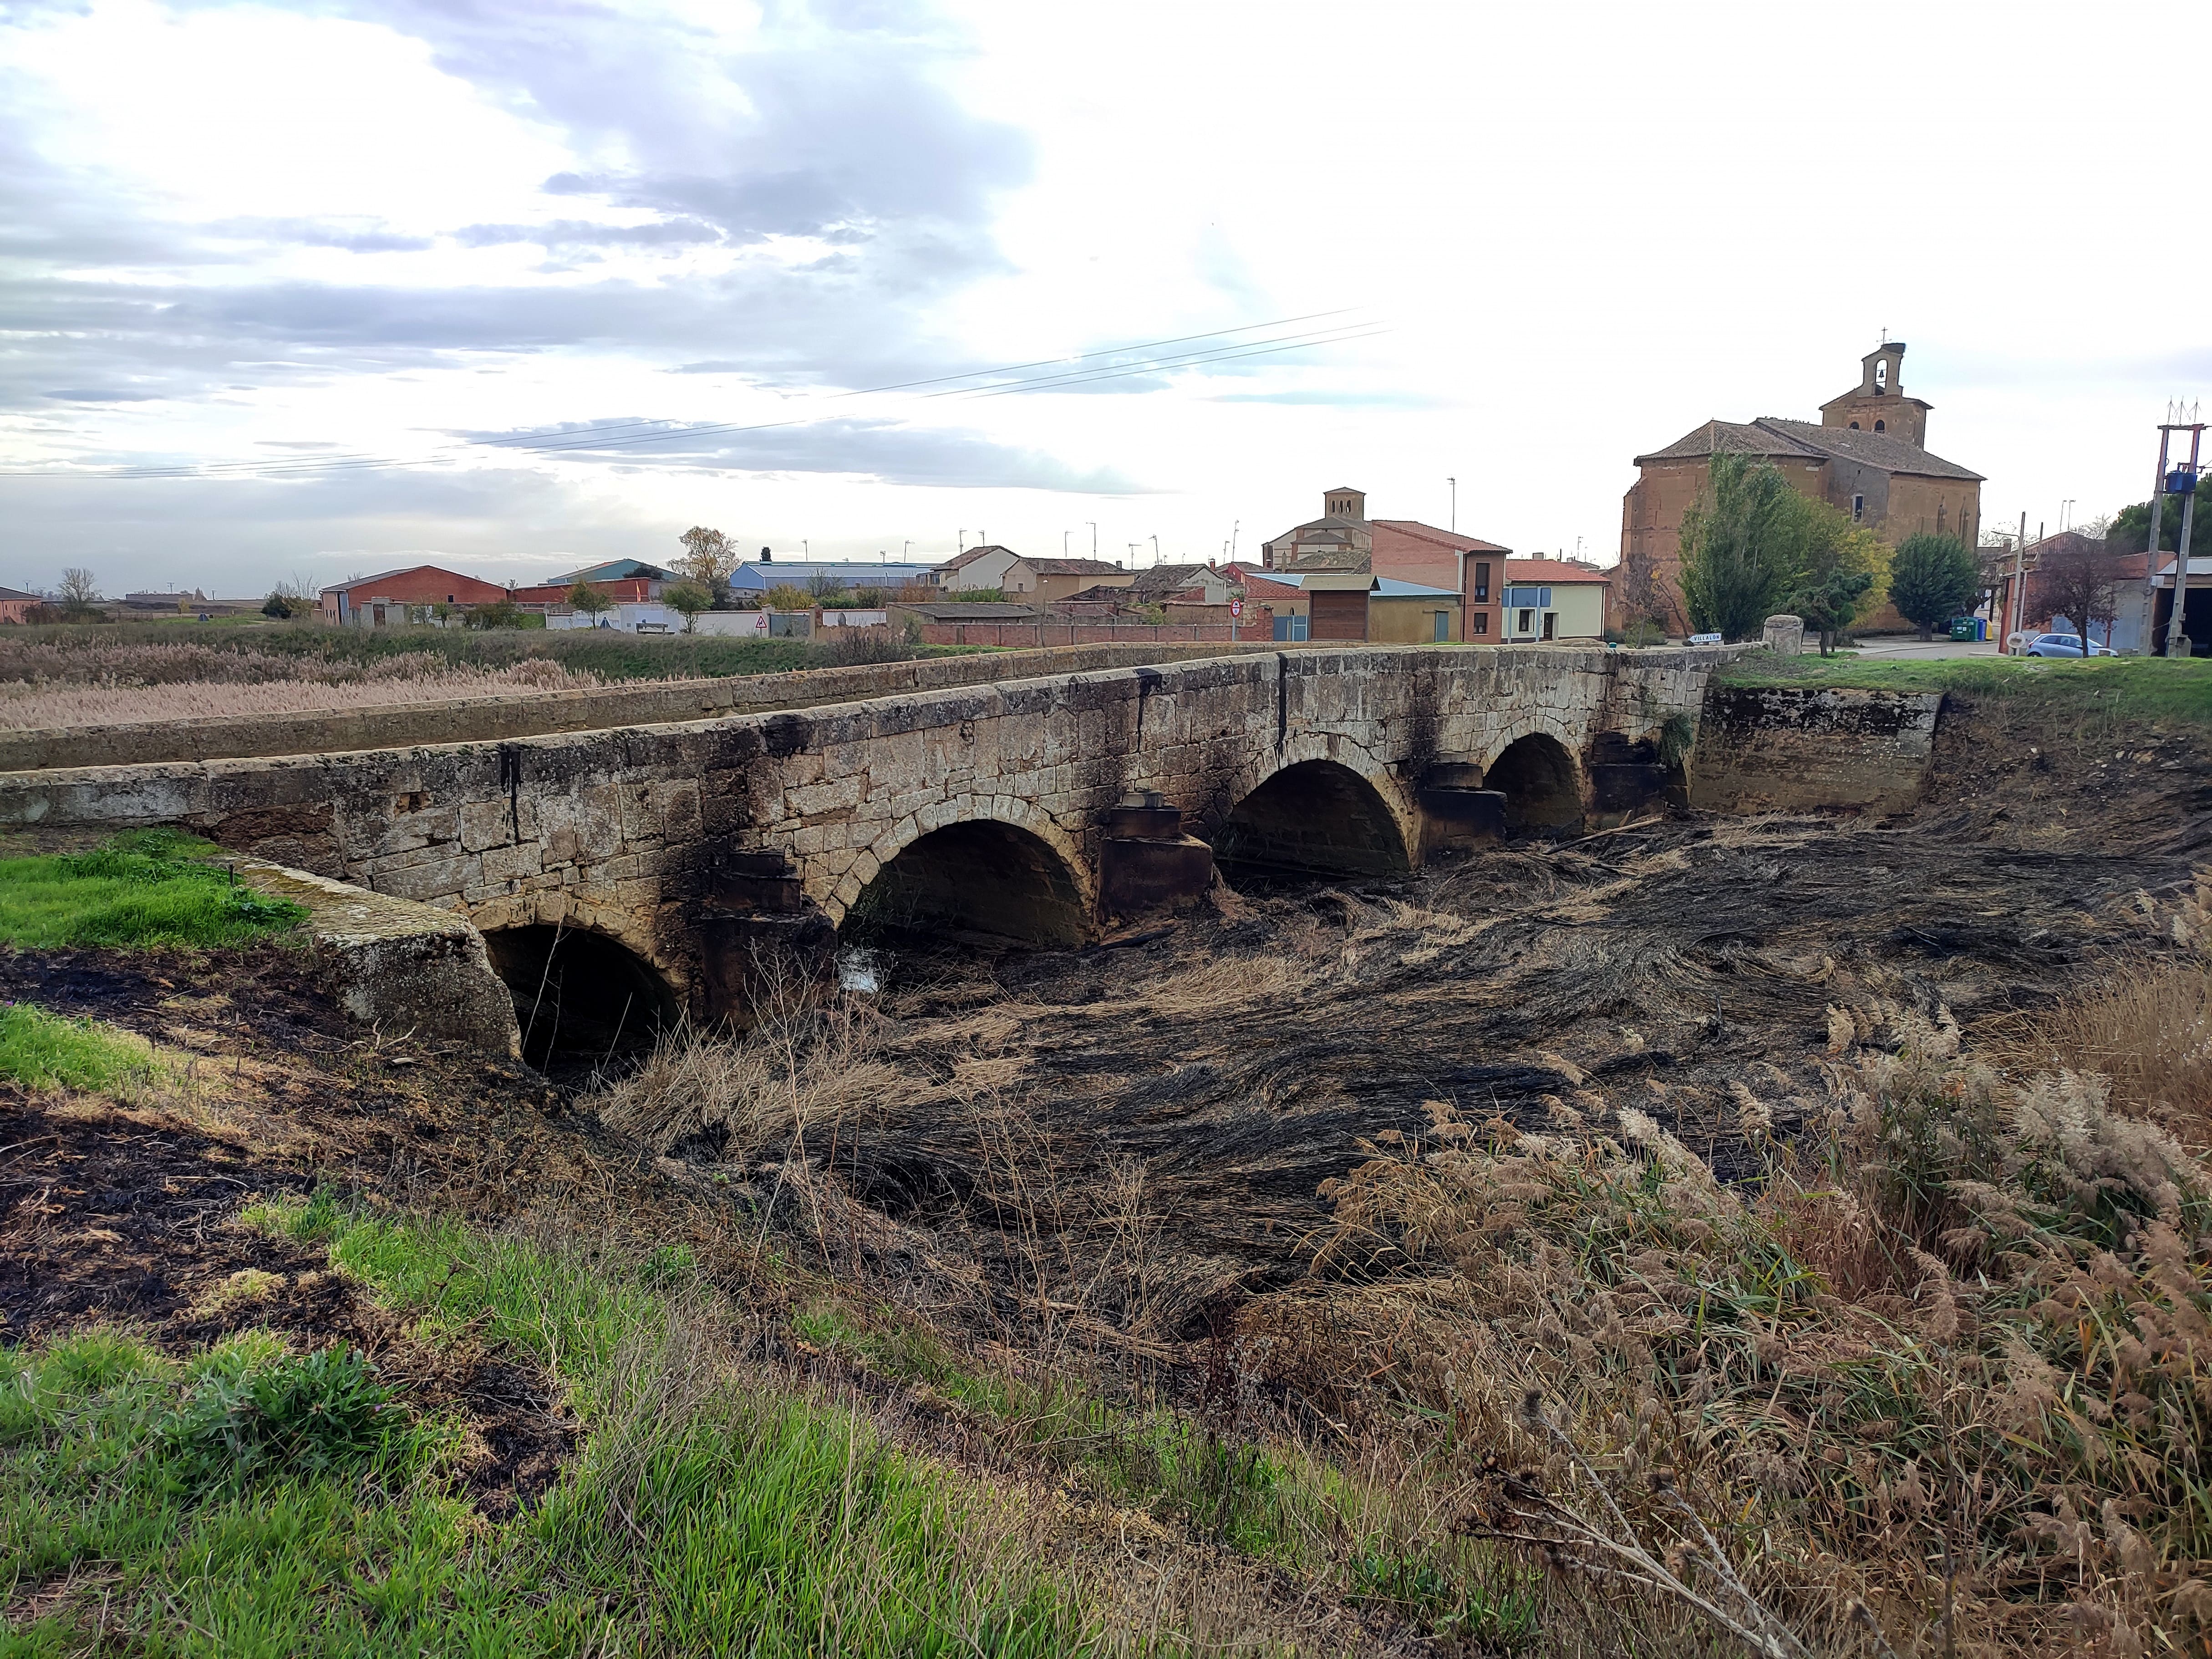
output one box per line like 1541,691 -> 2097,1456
0,828 -> 307,950
0,1003 -> 159,1091
0,1191 -> 1090,1656
1715,650 -> 2212,731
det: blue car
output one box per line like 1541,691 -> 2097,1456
2023,632 -> 2115,658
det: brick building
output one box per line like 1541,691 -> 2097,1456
1619,343 -> 1984,630
318,565 -> 510,626
1258,486 -> 1510,636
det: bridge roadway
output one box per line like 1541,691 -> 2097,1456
1,643 -> 1738,1031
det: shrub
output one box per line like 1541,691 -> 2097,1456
162,1343 -> 403,1492
1888,532 -> 1979,640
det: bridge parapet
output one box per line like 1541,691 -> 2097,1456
0,643 -> 1746,1031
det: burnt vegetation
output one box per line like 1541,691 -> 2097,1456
8,684 -> 2212,1654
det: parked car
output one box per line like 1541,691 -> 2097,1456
2022,632 -> 2115,658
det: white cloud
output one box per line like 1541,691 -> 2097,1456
1,0 -> 2206,594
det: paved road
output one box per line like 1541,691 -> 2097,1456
1845,637 -> 2005,660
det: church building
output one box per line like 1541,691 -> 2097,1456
1619,343 -> 1984,630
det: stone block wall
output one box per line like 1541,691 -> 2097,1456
1,644 -> 1744,1016
1688,684 -> 1942,814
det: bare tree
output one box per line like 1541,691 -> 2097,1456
2037,535 -> 2126,657
55,568 -> 103,621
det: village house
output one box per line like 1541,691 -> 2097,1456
1000,556 -> 1134,603
934,544 -> 1022,592
1620,342 -> 1984,631
0,586 -> 40,624
1257,486 -> 1510,637
1490,557 -> 1611,643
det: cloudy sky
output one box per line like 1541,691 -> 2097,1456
0,0 -> 2203,597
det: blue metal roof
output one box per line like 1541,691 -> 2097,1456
1370,577 -> 1459,598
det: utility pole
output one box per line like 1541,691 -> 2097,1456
1063,529 -> 1071,555
2009,511 -> 2027,652
1448,476 -> 1456,532
1150,534 -> 1159,566
2164,412 -> 2206,658
1231,520 -> 1240,560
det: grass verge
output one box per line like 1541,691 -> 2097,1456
0,829 -> 306,949
0,1193 -> 1092,1657
0,1003 -> 159,1091
1715,648 -> 2212,729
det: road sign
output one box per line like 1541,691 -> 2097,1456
1231,599 -> 1243,617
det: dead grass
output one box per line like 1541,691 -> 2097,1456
0,645 -> 611,727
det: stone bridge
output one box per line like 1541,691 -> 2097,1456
3,644 -> 1737,1051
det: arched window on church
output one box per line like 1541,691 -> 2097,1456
1874,419 -> 1886,433
1849,420 -> 1860,429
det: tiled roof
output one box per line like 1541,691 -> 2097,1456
1012,557 -> 1127,575
937,543 -> 1015,570
1754,418 -> 1984,482
1633,420 -> 1824,466
1634,417 -> 1982,481
1499,558 -> 1610,585
1125,563 -> 1213,595
0,585 -> 39,602
1264,514 -> 1366,542
320,564 -> 497,593
1235,573 -> 1306,600
1370,519 -> 1511,555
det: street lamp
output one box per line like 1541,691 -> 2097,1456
1087,521 -> 1098,557
1448,476 -> 1456,532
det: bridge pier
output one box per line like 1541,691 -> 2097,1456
1098,793 -> 1217,926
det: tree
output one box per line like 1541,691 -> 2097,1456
1777,493 -> 1890,654
1677,455 -> 1803,641
762,583 -> 814,611
2037,536 -> 2126,657
466,599 -> 526,630
567,580 -> 612,623
677,526 -> 736,585
1888,534 -> 1979,641
664,580 -> 712,632
2111,477 -> 2212,558
805,571 -> 846,602
55,568 -> 104,621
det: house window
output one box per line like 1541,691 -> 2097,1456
1470,611 -> 1488,635
1515,608 -> 1536,636
1873,419 -> 1886,433
1470,560 -> 1491,601
1851,494 -> 1865,523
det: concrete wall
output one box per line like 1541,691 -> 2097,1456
1,644 -> 1743,1017
1688,683 -> 1942,814
0,641 -> 1276,773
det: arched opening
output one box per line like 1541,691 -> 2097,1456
1487,734 -> 1583,831
846,820 -> 1088,947
1215,760 -> 1410,878
482,924 -> 679,1073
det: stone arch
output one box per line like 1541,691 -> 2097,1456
1214,757 -> 1414,877
478,919 -> 680,1071
841,814 -> 1091,947
1485,731 -> 1584,831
